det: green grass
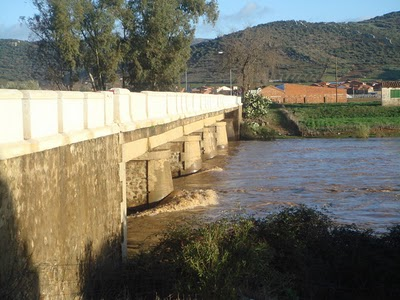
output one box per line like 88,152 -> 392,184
284,102 -> 400,137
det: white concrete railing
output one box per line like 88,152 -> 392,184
0,88 -> 241,159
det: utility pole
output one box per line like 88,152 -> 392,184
335,56 -> 338,103
185,70 -> 188,92
219,51 -> 233,95
230,68 -> 232,95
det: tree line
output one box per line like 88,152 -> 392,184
24,0 -> 218,91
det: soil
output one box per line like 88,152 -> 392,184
263,108 -> 301,136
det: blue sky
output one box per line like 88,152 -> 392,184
0,0 -> 399,40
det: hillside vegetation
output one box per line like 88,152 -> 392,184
188,11 -> 400,86
0,40 -> 44,88
1,11 -> 399,89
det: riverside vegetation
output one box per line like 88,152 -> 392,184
240,93 -> 400,140
90,206 -> 400,299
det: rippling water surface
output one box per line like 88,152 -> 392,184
128,138 -> 400,253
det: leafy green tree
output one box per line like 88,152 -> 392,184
27,0 -> 218,91
27,0 -> 80,90
28,0 -> 123,91
122,0 -> 218,91
74,0 -> 124,91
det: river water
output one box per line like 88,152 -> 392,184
128,138 -> 400,254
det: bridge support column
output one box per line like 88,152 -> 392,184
216,121 -> 228,149
169,135 -> 202,177
125,149 -> 174,212
201,126 -> 218,160
224,119 -> 236,140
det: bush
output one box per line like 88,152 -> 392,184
240,121 -> 277,140
126,206 -> 400,299
242,92 -> 272,119
127,217 -> 289,299
353,123 -> 370,138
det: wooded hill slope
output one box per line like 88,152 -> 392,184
1,11 -> 399,89
188,11 -> 400,86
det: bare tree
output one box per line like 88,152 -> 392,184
221,28 -> 279,93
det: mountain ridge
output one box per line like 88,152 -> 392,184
187,11 -> 400,87
1,11 -> 399,89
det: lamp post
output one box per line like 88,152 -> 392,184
229,68 -> 232,95
335,56 -> 338,103
185,69 -> 188,92
218,51 -> 233,95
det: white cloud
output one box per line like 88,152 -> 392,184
0,23 -> 31,40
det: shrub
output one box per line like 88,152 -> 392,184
353,123 -> 370,138
242,92 -> 272,119
127,217 -> 289,299
126,206 -> 400,299
240,121 -> 277,140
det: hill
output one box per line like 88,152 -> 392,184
1,12 -> 399,89
0,39 -> 46,89
188,11 -> 400,87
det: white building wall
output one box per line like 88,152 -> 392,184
382,88 -> 400,106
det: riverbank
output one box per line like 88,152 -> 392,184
243,101 -> 400,139
125,206 -> 400,299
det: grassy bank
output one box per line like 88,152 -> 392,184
243,100 -> 400,139
122,206 -> 400,299
284,101 -> 400,138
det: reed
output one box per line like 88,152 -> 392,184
353,123 -> 370,138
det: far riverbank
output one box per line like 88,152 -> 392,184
242,100 -> 400,140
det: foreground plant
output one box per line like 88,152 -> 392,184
125,206 -> 400,299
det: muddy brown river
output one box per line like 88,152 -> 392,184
128,138 -> 400,254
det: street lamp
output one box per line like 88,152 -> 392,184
218,51 -> 233,95
335,56 -> 338,103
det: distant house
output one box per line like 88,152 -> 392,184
349,84 -> 373,94
258,85 -> 285,102
217,86 -> 231,95
348,80 -> 364,89
191,86 -> 213,94
382,81 -> 400,106
311,82 -> 329,87
371,82 -> 382,91
259,83 -> 347,104
343,80 -> 379,96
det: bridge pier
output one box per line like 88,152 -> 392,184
201,126 -> 218,160
216,121 -> 229,149
169,135 -> 203,177
126,149 -> 174,212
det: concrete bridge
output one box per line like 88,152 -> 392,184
0,88 -> 241,299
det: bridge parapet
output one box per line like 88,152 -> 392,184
0,88 -> 241,159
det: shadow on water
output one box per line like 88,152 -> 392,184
0,175 -> 39,299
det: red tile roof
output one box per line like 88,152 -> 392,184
382,81 -> 400,88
